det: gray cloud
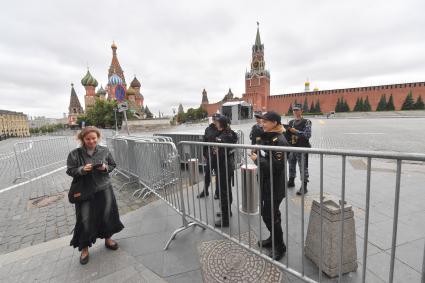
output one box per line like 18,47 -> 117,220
1,0 -> 424,117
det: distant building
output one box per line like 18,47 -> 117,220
0,110 -> 30,137
201,23 -> 425,115
29,116 -> 57,129
68,83 -> 84,127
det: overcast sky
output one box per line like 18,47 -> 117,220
1,0 -> 424,118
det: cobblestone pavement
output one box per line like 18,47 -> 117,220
0,170 -> 154,255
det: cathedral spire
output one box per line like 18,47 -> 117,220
108,41 -> 126,85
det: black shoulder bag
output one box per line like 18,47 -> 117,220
68,148 -> 96,204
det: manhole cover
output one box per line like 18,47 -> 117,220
198,232 -> 283,283
27,193 -> 65,209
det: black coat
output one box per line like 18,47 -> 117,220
257,128 -> 289,199
215,129 -> 238,173
203,123 -> 220,158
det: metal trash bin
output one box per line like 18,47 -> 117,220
187,158 -> 199,185
240,164 -> 258,214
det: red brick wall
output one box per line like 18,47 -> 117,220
202,102 -> 222,116
267,82 -> 425,114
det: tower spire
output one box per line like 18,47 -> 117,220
255,21 -> 261,47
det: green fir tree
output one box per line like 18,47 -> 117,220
401,91 -> 415,110
303,98 -> 309,112
353,97 -> 361,112
314,100 -> 321,113
363,96 -> 372,111
386,94 -> 395,111
414,95 -> 425,110
376,94 -> 387,111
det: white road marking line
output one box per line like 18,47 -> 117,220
0,166 -> 66,194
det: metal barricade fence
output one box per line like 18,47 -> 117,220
171,141 -> 425,283
13,137 -> 72,182
154,130 -> 245,165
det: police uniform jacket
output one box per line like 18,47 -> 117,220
257,125 -> 289,199
285,118 -> 312,147
215,129 -> 238,173
203,123 -> 220,158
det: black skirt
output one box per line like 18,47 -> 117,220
70,187 -> 124,251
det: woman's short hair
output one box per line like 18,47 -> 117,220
77,126 -> 101,145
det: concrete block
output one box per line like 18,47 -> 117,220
305,198 -> 358,277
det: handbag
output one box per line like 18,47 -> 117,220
68,148 -> 96,204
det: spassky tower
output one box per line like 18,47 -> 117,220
243,22 -> 270,112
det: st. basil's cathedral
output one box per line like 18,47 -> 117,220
68,42 -> 144,126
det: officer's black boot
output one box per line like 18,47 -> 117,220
287,177 -> 295,188
197,190 -> 209,198
296,182 -> 308,195
257,236 -> 272,248
268,243 -> 286,261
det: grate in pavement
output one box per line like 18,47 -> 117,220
27,192 -> 66,209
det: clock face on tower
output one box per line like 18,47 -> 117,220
253,61 -> 259,69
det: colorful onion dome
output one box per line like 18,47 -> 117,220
96,85 -> 106,96
130,76 -> 141,88
81,70 -> 98,87
108,73 -> 123,85
126,86 -> 136,96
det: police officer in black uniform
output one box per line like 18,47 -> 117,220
197,114 -> 220,198
249,113 -> 264,145
214,115 -> 238,227
285,103 -> 312,195
250,111 -> 289,260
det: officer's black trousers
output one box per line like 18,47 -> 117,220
204,160 -> 218,196
217,167 -> 233,223
261,188 -> 285,250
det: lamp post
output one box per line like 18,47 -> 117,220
113,107 -> 118,134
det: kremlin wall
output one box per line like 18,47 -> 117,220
201,24 -> 425,116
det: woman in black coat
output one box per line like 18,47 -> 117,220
66,127 -> 124,265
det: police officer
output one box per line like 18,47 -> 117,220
250,111 -> 289,260
214,115 -> 238,227
249,112 -> 264,145
285,103 -> 312,195
198,114 -> 220,198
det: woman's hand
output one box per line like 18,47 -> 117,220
83,164 -> 93,172
97,163 -> 107,171
250,152 -> 257,161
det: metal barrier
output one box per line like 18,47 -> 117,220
13,137 -> 72,182
154,130 -> 245,165
172,141 -> 425,283
106,134 -> 425,282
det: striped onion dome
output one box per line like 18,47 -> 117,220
81,70 -> 98,87
108,73 -> 123,86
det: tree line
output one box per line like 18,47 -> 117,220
287,92 -> 425,114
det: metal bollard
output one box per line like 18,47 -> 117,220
187,158 -> 199,186
240,164 -> 258,214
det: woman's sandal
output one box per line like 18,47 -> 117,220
80,253 -> 89,265
105,240 -> 119,250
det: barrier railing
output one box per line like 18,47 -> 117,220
106,135 -> 425,282
13,137 -> 72,182
172,141 -> 425,283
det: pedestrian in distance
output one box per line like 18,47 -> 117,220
250,111 -> 289,261
285,103 -> 312,195
197,113 -> 220,199
214,115 -> 238,228
66,126 -> 124,265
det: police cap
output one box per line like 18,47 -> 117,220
256,111 -> 281,124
